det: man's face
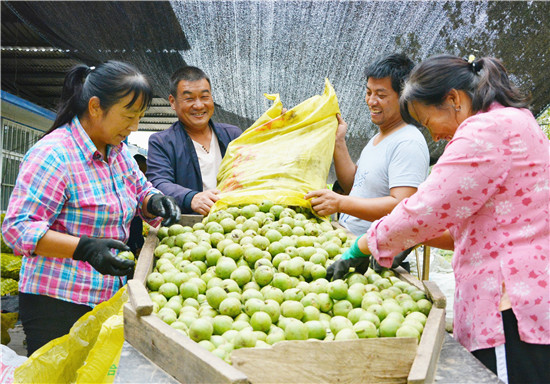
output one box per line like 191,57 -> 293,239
364,77 -> 402,130
169,78 -> 214,131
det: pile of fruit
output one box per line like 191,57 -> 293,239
1,214 -> 20,297
146,203 -> 432,363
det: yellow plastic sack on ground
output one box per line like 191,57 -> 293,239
14,287 -> 127,384
214,78 -> 340,212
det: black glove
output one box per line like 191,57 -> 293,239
370,247 -> 414,273
326,257 -> 371,281
326,237 -> 371,281
147,194 -> 181,227
73,236 -> 135,276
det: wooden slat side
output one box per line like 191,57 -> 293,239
124,303 -> 250,384
395,266 -> 424,291
407,307 -> 446,384
127,279 -> 153,316
134,226 -> 158,283
422,280 -> 447,310
180,214 -> 204,227
232,338 -> 417,384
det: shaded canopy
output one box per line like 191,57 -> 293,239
2,1 -> 549,167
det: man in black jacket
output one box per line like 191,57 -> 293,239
147,66 -> 242,215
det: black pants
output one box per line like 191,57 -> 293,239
19,292 -> 92,357
472,309 -> 550,384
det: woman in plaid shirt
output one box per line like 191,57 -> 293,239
2,61 -> 180,356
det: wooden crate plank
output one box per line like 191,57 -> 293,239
422,281 -> 446,310
127,279 -> 153,316
134,226 -> 158,283
180,214 -> 204,227
395,266 -> 424,291
124,303 -> 250,384
407,307 -> 446,384
232,338 -> 417,384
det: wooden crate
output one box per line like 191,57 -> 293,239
125,216 -> 446,384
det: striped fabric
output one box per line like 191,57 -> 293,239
2,116 -> 161,307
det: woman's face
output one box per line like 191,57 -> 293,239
92,93 -> 146,150
408,100 -> 460,142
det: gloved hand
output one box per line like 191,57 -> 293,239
326,236 -> 371,281
370,246 -> 414,273
147,194 -> 181,227
73,236 -> 135,276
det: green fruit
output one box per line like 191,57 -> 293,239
379,317 -> 401,337
327,280 -> 348,300
269,205 -> 285,219
259,200 -> 274,213
244,298 -> 264,316
219,297 -> 242,318
405,311 -> 428,326
189,318 -> 213,342
215,257 -> 238,279
329,316 -> 353,335
335,328 -> 359,340
118,250 -> 135,261
284,319 -> 308,340
416,299 -> 433,316
206,286 -> 227,309
254,266 -> 274,287
305,320 -> 326,340
223,243 -> 244,261
146,272 -> 165,291
353,320 -> 378,338
268,241 -> 285,256
333,299 -> 353,317
347,308 -> 367,324
396,324 -> 421,341
250,311 -> 272,332
159,282 -> 179,299
301,306 -> 321,322
280,300 -> 304,320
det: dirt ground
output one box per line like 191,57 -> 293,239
5,321 -> 27,357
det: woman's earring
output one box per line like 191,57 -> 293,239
455,105 -> 461,112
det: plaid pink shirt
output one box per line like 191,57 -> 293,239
2,116 -> 161,307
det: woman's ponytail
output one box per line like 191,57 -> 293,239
46,64 -> 91,134
472,57 -> 530,112
44,61 -> 152,137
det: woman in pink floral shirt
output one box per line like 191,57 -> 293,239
328,55 -> 549,383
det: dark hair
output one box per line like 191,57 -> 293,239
169,66 -> 211,97
47,61 -> 152,133
400,54 -> 531,125
364,53 -> 415,95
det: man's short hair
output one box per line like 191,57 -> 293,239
169,66 -> 211,97
364,53 -> 415,95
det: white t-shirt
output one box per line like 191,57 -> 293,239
192,134 -> 222,191
339,124 -> 429,236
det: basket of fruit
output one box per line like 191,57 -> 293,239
124,204 -> 446,384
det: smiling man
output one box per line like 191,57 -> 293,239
146,66 -> 242,215
306,53 -> 429,270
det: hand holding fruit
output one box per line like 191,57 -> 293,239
72,235 -> 135,276
326,236 -> 370,281
305,189 -> 342,217
147,194 -> 181,226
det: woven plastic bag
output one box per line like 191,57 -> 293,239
214,78 -> 340,212
14,286 -> 127,384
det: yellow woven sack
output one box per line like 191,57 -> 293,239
14,286 -> 127,384
213,78 -> 340,213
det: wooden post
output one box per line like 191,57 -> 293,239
422,246 -> 431,281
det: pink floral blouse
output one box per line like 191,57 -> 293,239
366,103 -> 549,352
